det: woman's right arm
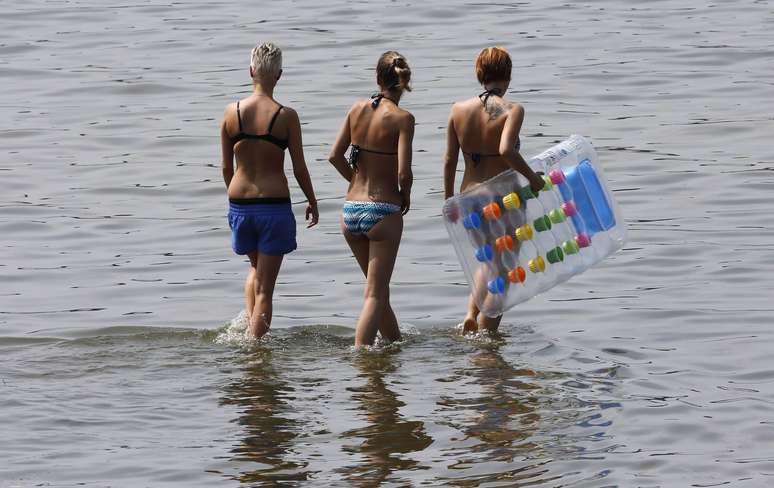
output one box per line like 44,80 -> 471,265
443,108 -> 460,200
397,112 -> 415,215
327,106 -> 355,182
220,105 -> 235,189
499,104 -> 544,193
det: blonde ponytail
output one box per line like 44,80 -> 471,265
376,51 -> 412,92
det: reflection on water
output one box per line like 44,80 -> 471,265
460,346 -> 541,455
436,338 -> 552,485
338,350 -> 433,485
219,349 -> 310,484
211,330 -> 615,486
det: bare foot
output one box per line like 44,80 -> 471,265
478,313 -> 503,335
247,312 -> 270,339
462,315 -> 478,334
463,295 -> 481,335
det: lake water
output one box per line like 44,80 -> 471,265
2,0 -> 773,486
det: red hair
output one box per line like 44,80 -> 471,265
475,47 -> 512,84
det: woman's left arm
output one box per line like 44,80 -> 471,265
287,107 -> 319,228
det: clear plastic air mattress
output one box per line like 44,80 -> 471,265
442,135 -> 627,317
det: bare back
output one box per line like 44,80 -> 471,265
223,96 -> 290,199
345,99 -> 413,205
450,95 -> 523,192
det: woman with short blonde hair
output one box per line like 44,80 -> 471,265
220,42 -> 319,339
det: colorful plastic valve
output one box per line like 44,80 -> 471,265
541,175 -> 554,191
548,208 -> 566,224
482,202 -> 501,221
575,233 -> 592,248
546,247 -> 564,264
462,213 -> 481,230
502,192 -> 521,210
515,224 -> 533,242
495,235 -> 514,253
517,186 -> 536,202
475,244 -> 494,262
549,169 -> 566,185
487,276 -> 506,294
562,239 -> 580,255
528,256 -> 546,273
533,215 -> 552,232
508,266 -> 526,284
561,200 -> 578,217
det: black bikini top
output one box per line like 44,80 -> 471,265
463,88 -> 520,166
231,100 -> 288,150
347,94 -> 399,170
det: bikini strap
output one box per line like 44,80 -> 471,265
478,88 -> 504,107
463,150 -> 500,167
267,104 -> 283,133
357,145 -> 397,156
370,92 -> 398,108
236,100 -> 243,132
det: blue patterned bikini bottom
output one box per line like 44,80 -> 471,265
342,200 -> 401,235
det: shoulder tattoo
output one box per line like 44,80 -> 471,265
484,99 -> 513,121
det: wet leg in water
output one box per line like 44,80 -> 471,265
462,268 -> 503,334
245,251 -> 284,339
244,265 -> 256,324
342,212 -> 403,347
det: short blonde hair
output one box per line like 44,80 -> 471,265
250,42 -> 282,81
376,51 -> 412,92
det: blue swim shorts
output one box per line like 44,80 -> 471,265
228,199 -> 297,256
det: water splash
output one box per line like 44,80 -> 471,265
213,309 -> 250,347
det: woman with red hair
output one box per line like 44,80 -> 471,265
444,46 -> 545,334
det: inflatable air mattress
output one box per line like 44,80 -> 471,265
442,135 -> 626,317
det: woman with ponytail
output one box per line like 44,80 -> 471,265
328,51 -> 415,347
